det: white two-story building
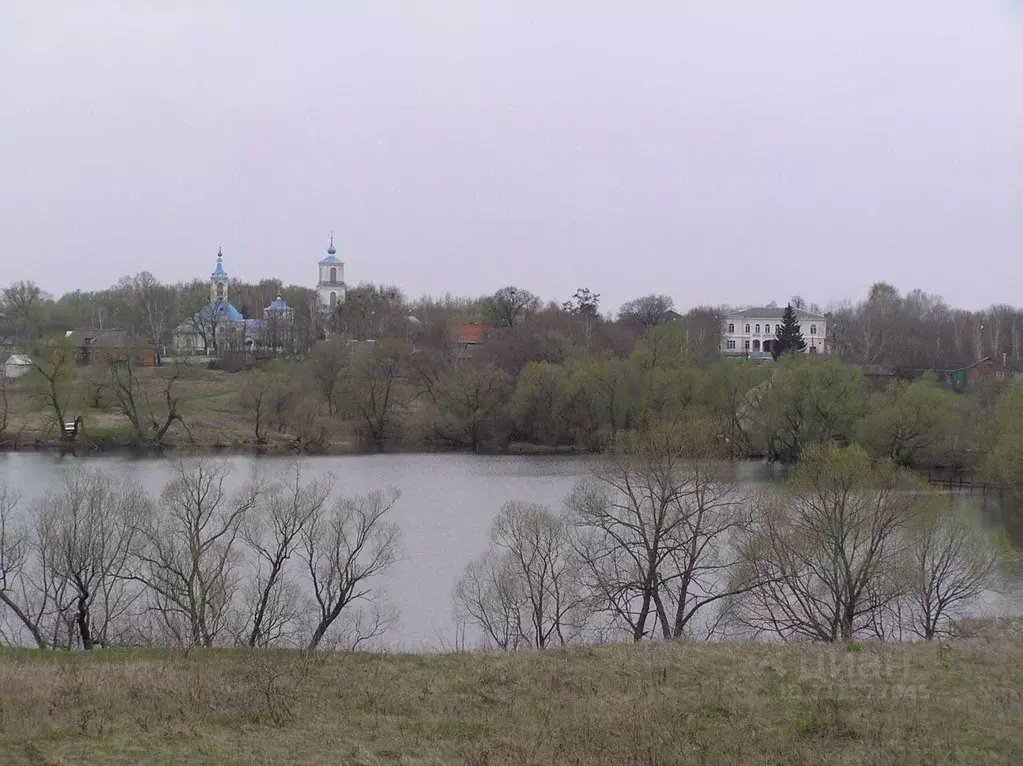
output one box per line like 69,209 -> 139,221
720,306 -> 827,359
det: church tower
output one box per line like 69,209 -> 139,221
317,234 -> 347,309
211,246 -> 229,302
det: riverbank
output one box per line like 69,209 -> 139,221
0,624 -> 1020,765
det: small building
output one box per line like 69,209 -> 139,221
935,357 -> 1012,392
721,306 -> 827,359
55,329 -> 157,367
4,354 -> 33,379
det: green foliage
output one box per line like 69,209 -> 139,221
988,385 -> 1023,496
755,358 -> 865,463
856,374 -> 962,466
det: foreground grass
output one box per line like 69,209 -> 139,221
0,637 -> 1021,766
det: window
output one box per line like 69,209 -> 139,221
728,323 -> 734,333
996,371 -> 1005,380
329,291 -> 337,307
329,266 -> 337,282
744,340 -> 750,350
755,323 -> 760,333
215,282 -> 224,300
810,324 -> 817,335
809,346 -> 818,354
745,324 -> 750,333
726,340 -> 736,350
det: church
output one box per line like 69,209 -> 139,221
172,237 -> 347,355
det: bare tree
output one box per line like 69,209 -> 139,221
1,281 -> 47,343
307,339 -> 349,416
419,359 -> 510,452
485,286 -> 541,328
344,339 -> 414,447
241,463 -> 332,647
134,458 -> 260,647
0,484 -> 47,648
300,488 -> 401,650
454,552 -> 527,650
618,294 -> 675,330
35,468 -> 151,649
570,421 -> 757,641
115,271 -> 175,352
104,352 -> 186,445
902,495 -> 1004,640
0,371 -> 9,440
28,339 -> 78,434
455,501 -> 583,650
734,444 -> 914,642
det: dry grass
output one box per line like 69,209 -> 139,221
0,636 -> 1020,765
1,368 -> 331,452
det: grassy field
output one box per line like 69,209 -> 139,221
0,631 -> 1021,765
1,366 -> 327,453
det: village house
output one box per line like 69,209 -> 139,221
53,329 -> 158,367
720,306 -> 828,359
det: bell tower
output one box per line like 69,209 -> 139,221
211,246 -> 228,302
317,234 -> 347,309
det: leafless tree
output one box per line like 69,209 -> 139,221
241,462 -> 332,647
454,552 -> 527,650
455,501 -> 584,650
618,294 -> 675,330
115,271 -> 176,352
307,339 -> 349,416
0,484 -> 47,648
0,371 -> 9,439
104,352 -> 186,445
28,339 -> 78,434
300,488 -> 401,650
486,286 -> 541,328
134,458 -> 260,647
1,281 -> 47,343
569,421 -> 758,641
343,340 -> 415,447
419,358 -> 510,451
733,444 -> 914,642
35,468 -> 151,649
902,495 -> 1004,640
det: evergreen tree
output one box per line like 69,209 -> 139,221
772,304 -> 806,360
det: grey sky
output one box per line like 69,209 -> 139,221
2,1 -> 1021,313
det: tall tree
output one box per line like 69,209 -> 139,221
618,294 -> 675,331
485,286 -> 541,328
771,304 -> 806,360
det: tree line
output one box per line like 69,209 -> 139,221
5,276 -> 1023,371
0,431 -> 1009,652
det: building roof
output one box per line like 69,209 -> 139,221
265,292 -> 289,312
727,306 -> 826,320
199,300 -> 245,322
320,255 -> 342,265
451,323 -> 493,344
63,329 -> 150,349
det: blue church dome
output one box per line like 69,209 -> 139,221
266,291 -> 289,312
212,247 -> 227,278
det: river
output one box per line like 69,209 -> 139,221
1,452 -> 1020,649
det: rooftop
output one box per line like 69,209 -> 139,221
726,306 -> 826,320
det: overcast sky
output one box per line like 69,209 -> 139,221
2,1 -> 1021,313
